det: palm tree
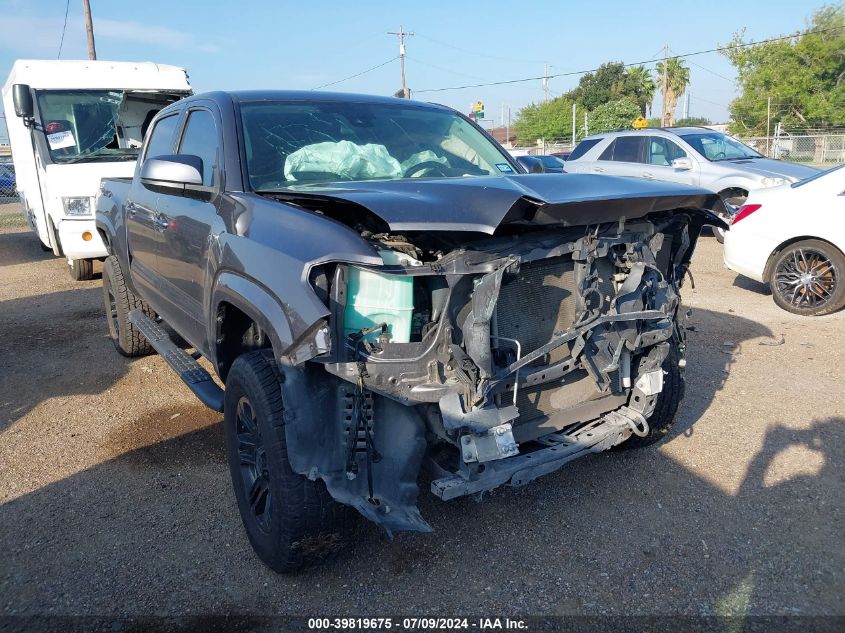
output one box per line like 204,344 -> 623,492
627,65 -> 656,117
655,58 -> 690,126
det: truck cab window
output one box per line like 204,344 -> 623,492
144,115 -> 180,161
178,110 -> 218,186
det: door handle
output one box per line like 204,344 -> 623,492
593,166 -> 605,173
127,201 -> 137,215
642,172 -> 655,179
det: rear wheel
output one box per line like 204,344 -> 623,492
67,257 -> 94,281
224,350 -> 348,573
769,239 -> 845,316
102,255 -> 154,356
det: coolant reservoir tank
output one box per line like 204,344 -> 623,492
343,250 -> 420,343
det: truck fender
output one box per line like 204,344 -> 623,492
210,271 -> 294,369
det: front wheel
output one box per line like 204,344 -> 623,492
224,350 -> 348,573
769,240 -> 845,316
67,257 -> 94,281
614,349 -> 684,450
102,255 -> 154,356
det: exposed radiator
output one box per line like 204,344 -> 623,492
495,255 -> 578,367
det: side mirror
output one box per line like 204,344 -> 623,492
141,154 -> 204,195
12,84 -> 34,124
671,157 -> 692,171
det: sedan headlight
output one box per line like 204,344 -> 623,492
62,197 -> 92,216
760,177 -> 787,188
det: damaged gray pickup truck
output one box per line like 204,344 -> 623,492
95,91 -> 725,572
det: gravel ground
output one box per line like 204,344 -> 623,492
0,223 -> 843,619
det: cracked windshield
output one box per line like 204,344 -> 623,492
240,100 -> 516,190
36,90 -> 139,163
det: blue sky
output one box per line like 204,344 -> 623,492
0,0 -> 831,141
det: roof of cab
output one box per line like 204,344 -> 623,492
183,90 -> 452,111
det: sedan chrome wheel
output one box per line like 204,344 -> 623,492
773,247 -> 838,313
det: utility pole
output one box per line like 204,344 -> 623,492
506,105 -> 511,147
82,0 -> 97,60
766,95 -> 772,157
584,112 -> 589,137
572,102 -> 576,148
661,44 -> 668,126
683,90 -> 690,120
388,26 -> 413,98
543,63 -> 549,102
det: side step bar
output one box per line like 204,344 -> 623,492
128,309 -> 224,412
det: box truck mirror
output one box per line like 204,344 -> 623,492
12,84 -> 34,124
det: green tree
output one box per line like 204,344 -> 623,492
626,65 -> 656,116
655,58 -> 690,126
675,116 -> 712,126
513,96 -> 582,144
567,62 -> 629,111
722,5 -> 845,135
588,98 -> 641,134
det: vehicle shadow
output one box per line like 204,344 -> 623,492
731,274 -> 771,296
4,308 -> 825,619
0,285 -> 126,434
0,229 -> 53,268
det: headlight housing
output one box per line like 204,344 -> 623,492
760,177 -> 787,188
62,197 -> 92,216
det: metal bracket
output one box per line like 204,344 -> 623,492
461,423 -> 519,463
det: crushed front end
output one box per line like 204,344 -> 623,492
276,200 -> 722,534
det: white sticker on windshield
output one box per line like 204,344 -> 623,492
496,162 -> 514,173
47,130 -> 75,150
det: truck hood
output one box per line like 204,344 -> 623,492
721,157 -> 819,182
269,173 -> 726,234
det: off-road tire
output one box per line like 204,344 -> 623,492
102,255 -> 154,356
224,350 -> 348,573
615,350 -> 684,450
769,239 -> 845,316
67,257 -> 94,281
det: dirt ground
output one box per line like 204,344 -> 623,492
1,211 -> 843,619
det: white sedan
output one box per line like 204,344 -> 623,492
723,164 -> 845,316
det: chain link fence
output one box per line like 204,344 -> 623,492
0,149 -> 18,205
737,134 -> 845,167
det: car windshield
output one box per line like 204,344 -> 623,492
678,131 -> 762,161
36,90 -> 139,164
239,100 -> 516,191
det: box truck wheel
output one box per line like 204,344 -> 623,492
67,257 -> 94,281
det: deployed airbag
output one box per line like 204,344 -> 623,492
285,140 -> 402,181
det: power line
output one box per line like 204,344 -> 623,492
415,25 -> 845,93
415,33 -> 546,65
687,59 -> 735,82
404,56 -> 485,81
312,57 -> 398,90
57,0 -> 70,59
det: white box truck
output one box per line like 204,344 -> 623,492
1,60 -> 192,279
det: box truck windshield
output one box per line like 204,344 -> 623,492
38,90 -> 159,164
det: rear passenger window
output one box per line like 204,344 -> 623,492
143,115 -> 179,160
568,138 -> 601,161
598,140 -> 615,161
178,110 -> 218,187
610,137 -> 645,163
